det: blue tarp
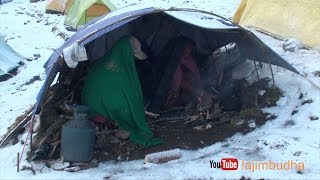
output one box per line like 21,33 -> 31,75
36,5 -> 299,109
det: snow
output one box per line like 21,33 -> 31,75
0,0 -> 319,179
167,11 -> 237,29
282,38 -> 302,52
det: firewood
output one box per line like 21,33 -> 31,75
0,104 -> 35,148
184,114 -> 199,124
20,165 -> 36,175
148,116 -> 187,124
48,140 -> 61,159
144,148 -> 182,164
160,107 -> 184,114
145,111 -> 160,118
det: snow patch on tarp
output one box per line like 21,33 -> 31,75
166,10 -> 237,29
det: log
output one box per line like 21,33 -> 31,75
144,148 -> 182,164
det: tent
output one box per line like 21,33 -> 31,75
0,0 -> 12,4
45,0 -> 73,14
0,37 -> 23,76
232,0 -> 320,49
64,0 -> 116,30
28,4 -> 300,158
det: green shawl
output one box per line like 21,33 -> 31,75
81,36 -> 162,147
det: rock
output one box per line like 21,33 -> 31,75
33,54 -> 41,59
282,38 -> 301,52
51,162 -> 70,171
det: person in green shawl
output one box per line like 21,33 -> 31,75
81,36 -> 163,147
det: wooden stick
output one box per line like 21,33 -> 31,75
160,107 -> 184,114
258,41 -> 275,88
268,60 -> 275,87
0,104 -> 35,148
48,140 -> 61,159
145,111 -> 160,118
17,152 -> 20,173
148,116 -> 187,124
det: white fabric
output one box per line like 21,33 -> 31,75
129,36 -> 148,60
63,41 -> 88,68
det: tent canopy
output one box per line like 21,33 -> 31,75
0,37 -> 23,76
232,0 -> 320,49
37,5 -> 299,111
64,0 -> 116,29
45,0 -> 73,14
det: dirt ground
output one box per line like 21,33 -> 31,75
26,78 -> 281,163
93,78 -> 280,162
94,112 -> 276,162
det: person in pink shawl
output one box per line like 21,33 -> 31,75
164,40 -> 204,109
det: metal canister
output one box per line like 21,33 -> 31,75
61,105 -> 96,162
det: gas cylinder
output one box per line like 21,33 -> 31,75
61,105 -> 96,162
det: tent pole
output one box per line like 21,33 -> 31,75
267,54 -> 275,87
253,59 -> 260,80
260,44 -> 275,87
253,59 -> 260,107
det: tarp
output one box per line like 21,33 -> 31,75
0,37 -> 23,76
64,0 -> 116,29
232,0 -> 320,49
37,5 -> 299,115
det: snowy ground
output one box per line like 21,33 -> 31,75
0,0 -> 319,179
